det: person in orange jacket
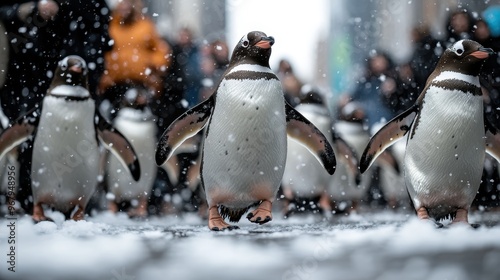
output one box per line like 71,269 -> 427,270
99,0 -> 171,112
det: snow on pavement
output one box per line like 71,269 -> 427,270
1,211 -> 500,280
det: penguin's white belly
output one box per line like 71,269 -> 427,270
283,108 -> 331,197
329,121 -> 371,200
203,78 -> 286,208
107,111 -> 157,201
404,88 -> 485,209
32,96 -> 99,212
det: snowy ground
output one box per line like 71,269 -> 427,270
1,210 -> 500,280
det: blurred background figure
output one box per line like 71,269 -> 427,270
348,51 -> 397,131
152,27 -> 205,216
99,0 -> 171,119
173,27 -> 203,108
199,38 -> 229,101
472,6 -> 500,211
106,87 -> 157,218
97,0 -> 171,216
277,59 -> 303,107
281,86 -> 334,218
444,8 -> 475,47
1,0 -> 112,121
328,100 -> 371,214
408,25 -> 443,92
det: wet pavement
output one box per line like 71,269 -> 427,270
1,210 -> 500,280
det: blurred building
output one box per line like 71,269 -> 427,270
328,0 -> 499,99
146,0 -> 225,42
143,0 -> 498,103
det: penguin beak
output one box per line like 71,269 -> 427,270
255,36 -> 275,49
470,47 -> 495,59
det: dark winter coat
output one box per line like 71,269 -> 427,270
0,0 -> 112,120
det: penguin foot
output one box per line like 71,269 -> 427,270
211,225 -> 240,231
416,207 -> 430,220
71,206 -> 86,221
32,204 -> 53,223
450,209 -> 469,226
434,222 -> 444,228
247,200 -> 272,224
208,205 -> 238,231
32,215 -> 54,223
128,198 -> 148,218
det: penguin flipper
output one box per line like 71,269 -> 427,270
285,102 -> 336,175
95,112 -> 141,181
332,133 -> 361,184
485,118 -> 500,163
0,108 -> 38,160
360,104 -> 418,173
155,96 -> 214,166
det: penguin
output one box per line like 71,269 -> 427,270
156,31 -> 336,231
360,39 -> 500,226
330,101 -> 402,213
328,101 -> 373,213
106,87 -> 156,217
282,86 -> 359,217
0,55 -> 140,222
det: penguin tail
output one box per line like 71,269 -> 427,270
427,207 -> 457,222
219,205 -> 253,222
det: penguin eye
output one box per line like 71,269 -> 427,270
455,48 -> 464,56
59,62 -> 68,71
242,40 -> 250,48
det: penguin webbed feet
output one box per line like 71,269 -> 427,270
247,200 -> 273,225
32,204 -> 54,223
208,205 -> 239,231
211,225 -> 240,232
417,207 -> 479,228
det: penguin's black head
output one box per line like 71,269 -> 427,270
298,84 -> 325,106
230,31 -> 275,67
439,39 -> 494,75
52,55 -> 89,88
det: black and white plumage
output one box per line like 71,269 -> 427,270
360,39 -> 499,226
282,89 -> 359,216
106,88 -> 157,217
0,55 -> 140,222
156,31 -> 336,230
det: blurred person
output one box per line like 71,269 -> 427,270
444,9 -> 475,47
389,63 -> 419,114
349,51 -> 396,131
0,0 -> 112,214
174,27 -> 203,108
152,27 -> 204,215
1,0 -> 112,120
277,59 -> 303,107
472,7 -> 500,211
99,0 -> 170,119
199,39 -> 229,101
408,25 -> 443,91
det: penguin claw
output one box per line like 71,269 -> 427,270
246,212 -> 254,219
470,223 -> 480,229
262,216 -> 271,224
210,225 -> 240,231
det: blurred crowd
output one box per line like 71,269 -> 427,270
0,1 -> 499,220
